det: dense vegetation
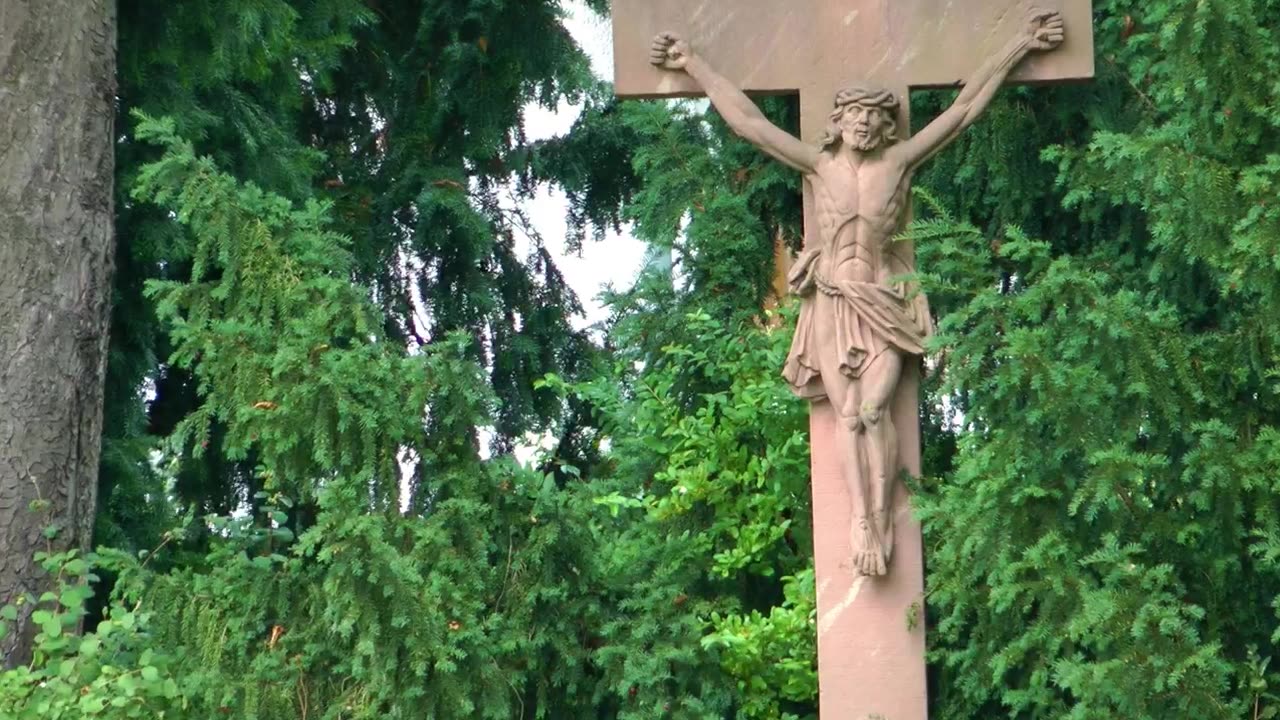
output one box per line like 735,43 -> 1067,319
3,0 -> 1280,718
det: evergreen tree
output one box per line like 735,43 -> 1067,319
910,1 -> 1280,716
90,0 -> 633,558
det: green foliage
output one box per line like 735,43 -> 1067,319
845,1 -> 1280,716
609,311 -> 809,581
101,0 -> 378,552
15,2 -> 823,718
0,550 -> 185,719
304,0 -> 612,451
103,0 -> 615,550
3,115 -> 615,719
703,569 -> 817,720
0,107 -> 809,717
133,120 -> 522,715
132,113 -> 429,502
551,309 -> 816,719
906,2 -> 1280,710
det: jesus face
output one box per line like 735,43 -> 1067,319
838,102 -> 889,151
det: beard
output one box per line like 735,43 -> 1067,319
845,131 -> 883,151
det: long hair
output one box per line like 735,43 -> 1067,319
819,85 -> 900,150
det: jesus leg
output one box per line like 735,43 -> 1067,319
847,457 -> 885,576
859,349 -> 904,568
820,368 -> 881,575
839,390 -> 884,577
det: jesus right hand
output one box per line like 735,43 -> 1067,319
1024,8 -> 1065,51
650,32 -> 692,71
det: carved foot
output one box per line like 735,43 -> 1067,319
851,517 -> 887,577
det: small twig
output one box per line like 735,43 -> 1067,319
1104,55 -> 1158,114
501,658 -> 525,719
492,530 -> 517,611
298,671 -> 309,720
139,532 -> 175,572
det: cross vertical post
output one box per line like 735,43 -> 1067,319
612,2 -> 1092,717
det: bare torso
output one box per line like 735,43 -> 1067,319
807,152 -> 912,285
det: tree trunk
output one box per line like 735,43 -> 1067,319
0,0 -> 116,667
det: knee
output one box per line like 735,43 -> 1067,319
859,404 -> 883,428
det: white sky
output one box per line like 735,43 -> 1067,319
516,2 -> 647,331
489,3 -> 647,468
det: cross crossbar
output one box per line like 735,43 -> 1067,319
614,0 -> 1093,140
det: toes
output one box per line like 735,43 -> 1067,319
850,545 -> 889,576
852,550 -> 871,577
856,549 -> 886,577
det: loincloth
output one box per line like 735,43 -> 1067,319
782,249 -> 930,399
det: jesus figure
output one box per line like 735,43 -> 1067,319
650,8 -> 1066,576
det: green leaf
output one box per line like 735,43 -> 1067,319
79,695 -> 106,714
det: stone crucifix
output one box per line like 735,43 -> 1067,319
613,1 -> 1092,716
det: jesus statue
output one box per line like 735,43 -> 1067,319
650,7 -> 1066,576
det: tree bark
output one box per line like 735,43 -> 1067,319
0,0 -> 117,666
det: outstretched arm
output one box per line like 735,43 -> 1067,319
651,33 -> 819,173
893,9 -> 1065,170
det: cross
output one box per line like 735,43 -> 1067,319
612,1 -> 1092,718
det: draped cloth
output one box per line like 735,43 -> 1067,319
782,247 -> 932,400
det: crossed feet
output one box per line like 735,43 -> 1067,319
851,511 -> 894,577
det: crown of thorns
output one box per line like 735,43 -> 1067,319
832,86 -> 899,111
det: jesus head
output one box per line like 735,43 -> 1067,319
821,85 -> 900,152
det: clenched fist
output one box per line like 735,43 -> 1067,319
650,32 -> 692,71
1024,8 -> 1065,51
